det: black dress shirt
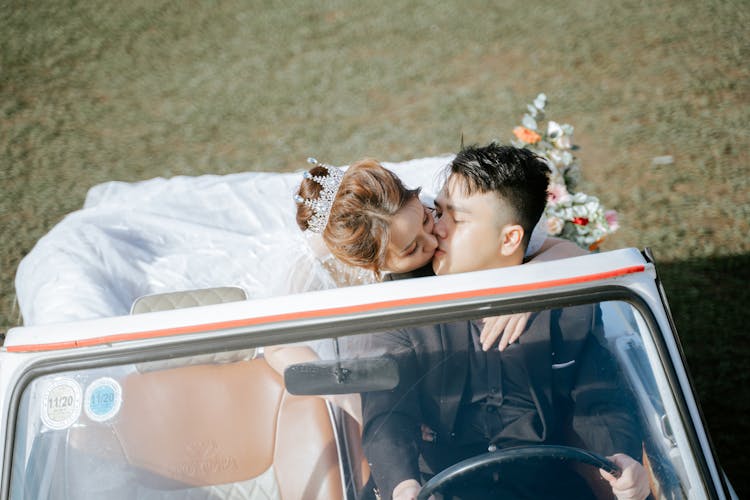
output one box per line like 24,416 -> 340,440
452,322 -> 540,449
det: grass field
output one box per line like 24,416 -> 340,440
2,0 -> 749,495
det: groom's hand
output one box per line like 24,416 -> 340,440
392,479 -> 421,500
480,313 -> 531,351
600,453 -> 650,500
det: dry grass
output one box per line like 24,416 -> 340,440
1,0 -> 749,494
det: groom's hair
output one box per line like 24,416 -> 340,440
448,143 -> 550,248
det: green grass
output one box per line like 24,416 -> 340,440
2,0 -> 749,494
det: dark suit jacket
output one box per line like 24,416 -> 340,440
358,301 -> 642,499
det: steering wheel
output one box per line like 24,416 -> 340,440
416,444 -> 621,500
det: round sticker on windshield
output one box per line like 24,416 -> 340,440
84,377 -> 122,422
41,378 -> 82,430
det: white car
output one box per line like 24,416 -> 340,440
0,248 -> 738,499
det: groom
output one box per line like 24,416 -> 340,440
359,144 -> 649,500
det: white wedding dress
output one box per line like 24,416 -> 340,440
14,154 -> 545,326
14,156 -> 445,325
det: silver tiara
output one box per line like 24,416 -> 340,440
294,157 -> 345,233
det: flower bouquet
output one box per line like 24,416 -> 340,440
511,93 -> 619,251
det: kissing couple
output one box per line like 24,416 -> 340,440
269,143 -> 650,500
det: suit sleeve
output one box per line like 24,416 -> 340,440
563,305 -> 644,460
358,329 -> 423,500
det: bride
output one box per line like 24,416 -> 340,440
13,155 -> 454,325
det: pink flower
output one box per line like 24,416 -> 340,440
605,210 -> 619,232
547,183 -> 570,203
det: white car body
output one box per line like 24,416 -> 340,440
0,248 -> 738,499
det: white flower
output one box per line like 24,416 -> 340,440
583,195 -> 601,209
547,120 -> 572,149
581,233 -> 597,245
548,149 -> 563,166
560,150 -> 573,166
534,93 -> 547,110
522,114 -> 537,130
546,216 -> 564,235
548,149 -> 574,168
547,120 -> 563,139
555,134 -> 572,150
572,204 -> 590,218
571,192 -> 589,204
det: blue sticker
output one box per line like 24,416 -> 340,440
84,377 -> 122,422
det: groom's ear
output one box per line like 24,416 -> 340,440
499,224 -> 525,257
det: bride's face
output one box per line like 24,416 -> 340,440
383,196 -> 438,273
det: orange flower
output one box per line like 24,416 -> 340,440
513,126 -> 542,144
588,238 -> 605,251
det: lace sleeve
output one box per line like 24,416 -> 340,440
270,232 -> 376,297
525,216 -> 548,257
319,254 -> 377,288
268,232 -> 376,361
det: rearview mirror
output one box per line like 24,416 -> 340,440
284,356 -> 399,395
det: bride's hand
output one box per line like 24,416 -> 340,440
480,313 -> 531,351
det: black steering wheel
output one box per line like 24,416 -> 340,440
416,444 -> 621,500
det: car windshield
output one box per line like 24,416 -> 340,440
8,299 -> 706,499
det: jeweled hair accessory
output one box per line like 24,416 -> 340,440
294,157 -> 345,233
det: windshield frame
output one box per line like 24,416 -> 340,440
1,280 -> 724,499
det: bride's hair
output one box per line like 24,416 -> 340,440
296,159 -> 420,274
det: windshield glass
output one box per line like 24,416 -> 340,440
9,300 -> 706,499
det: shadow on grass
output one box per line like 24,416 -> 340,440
656,253 -> 750,498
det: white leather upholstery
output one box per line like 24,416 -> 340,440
130,286 -> 255,370
130,286 -> 248,314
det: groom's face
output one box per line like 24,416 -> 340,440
432,175 -> 511,276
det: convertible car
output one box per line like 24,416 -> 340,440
0,247 -> 738,499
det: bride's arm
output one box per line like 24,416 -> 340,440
480,237 -> 588,350
264,344 -> 320,375
264,344 -> 363,425
525,236 -> 587,263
